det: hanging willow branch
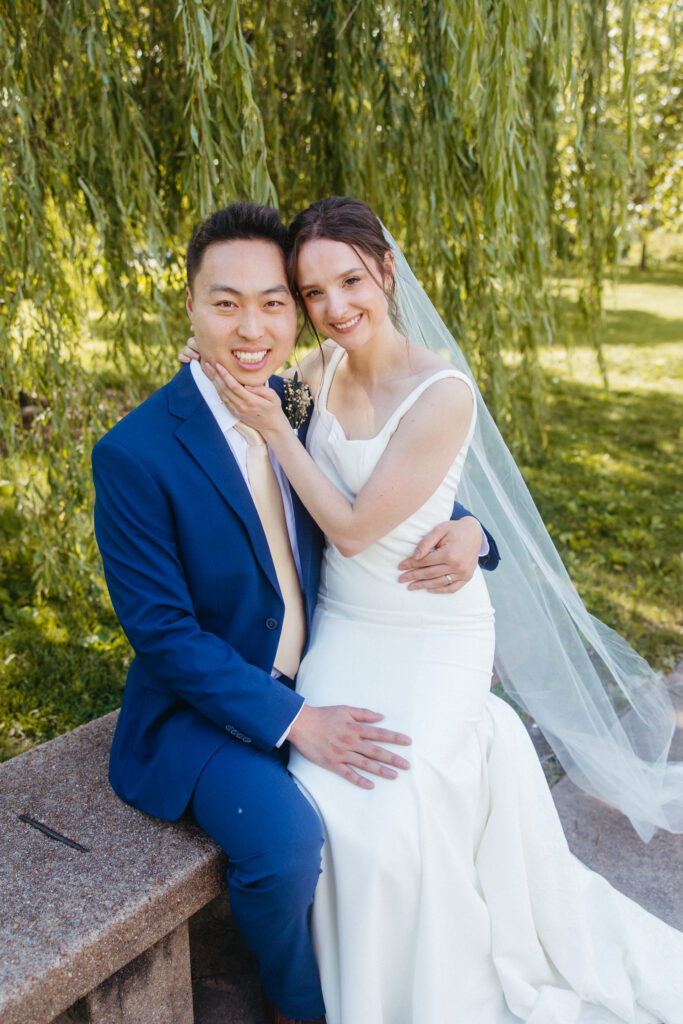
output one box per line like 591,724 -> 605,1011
245,0 -> 635,441
0,0 -> 275,600
0,0 -> 637,604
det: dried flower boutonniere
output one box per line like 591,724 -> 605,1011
283,372 -> 313,429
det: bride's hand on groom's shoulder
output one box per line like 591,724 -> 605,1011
288,704 -> 412,790
178,337 -> 200,362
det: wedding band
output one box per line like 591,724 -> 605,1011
445,574 -> 453,584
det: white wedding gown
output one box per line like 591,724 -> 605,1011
288,347 -> 683,1024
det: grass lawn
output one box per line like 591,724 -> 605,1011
521,264 -> 682,672
1,263 -> 681,762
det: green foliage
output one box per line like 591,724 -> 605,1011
626,2 -> 683,263
1,0 -> 276,613
0,0 -> 647,607
0,497 -> 130,759
524,376 -> 681,669
0,607 -> 129,761
246,0 -> 638,439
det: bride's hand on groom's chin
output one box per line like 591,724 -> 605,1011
288,704 -> 412,790
205,361 -> 288,435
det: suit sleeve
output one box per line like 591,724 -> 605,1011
92,438 -> 303,751
450,501 -> 500,571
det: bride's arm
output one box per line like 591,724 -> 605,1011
207,363 -> 473,558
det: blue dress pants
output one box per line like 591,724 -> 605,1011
190,737 -> 326,1020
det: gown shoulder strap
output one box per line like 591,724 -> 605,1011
315,345 -> 346,412
383,368 -> 477,435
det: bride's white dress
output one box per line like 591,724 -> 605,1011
288,347 -> 683,1024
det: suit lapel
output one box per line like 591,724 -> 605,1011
270,375 -> 319,610
168,366 -> 281,596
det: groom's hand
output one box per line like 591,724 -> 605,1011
397,515 -> 483,593
288,705 -> 411,790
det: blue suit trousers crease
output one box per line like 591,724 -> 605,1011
190,736 -> 326,1020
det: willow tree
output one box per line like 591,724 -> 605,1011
625,0 -> 683,267
1,0 -> 637,606
245,0 -> 636,429
1,0 -> 274,601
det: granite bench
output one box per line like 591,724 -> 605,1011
0,711 -> 261,1024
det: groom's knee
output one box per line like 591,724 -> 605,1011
278,811 -> 325,909
230,802 -> 324,914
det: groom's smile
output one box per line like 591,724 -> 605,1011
186,238 -> 297,386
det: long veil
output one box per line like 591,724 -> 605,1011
386,229 -> 683,843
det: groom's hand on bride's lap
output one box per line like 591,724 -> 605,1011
288,705 -> 411,790
398,516 -> 482,593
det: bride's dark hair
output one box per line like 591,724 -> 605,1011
287,196 -> 400,332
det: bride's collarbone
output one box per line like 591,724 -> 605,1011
327,366 -> 447,440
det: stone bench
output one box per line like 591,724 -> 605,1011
3,676 -> 681,1024
0,712 -> 261,1024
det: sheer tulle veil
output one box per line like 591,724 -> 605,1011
384,227 -> 683,842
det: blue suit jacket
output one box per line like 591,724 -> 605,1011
92,364 -> 499,821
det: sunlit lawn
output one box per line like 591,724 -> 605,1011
518,264 -> 682,672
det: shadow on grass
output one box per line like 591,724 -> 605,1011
602,308 -> 683,349
553,263 -> 683,351
539,374 -> 682,468
553,297 -> 683,351
616,265 -> 683,289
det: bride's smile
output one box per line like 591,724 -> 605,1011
296,236 -> 397,356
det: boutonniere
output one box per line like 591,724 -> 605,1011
283,372 -> 313,429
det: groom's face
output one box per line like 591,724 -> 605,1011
186,238 -> 297,385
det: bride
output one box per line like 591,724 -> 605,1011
199,197 -> 683,1023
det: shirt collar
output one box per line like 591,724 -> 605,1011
190,358 -> 239,433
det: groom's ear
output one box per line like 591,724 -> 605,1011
185,286 -> 194,321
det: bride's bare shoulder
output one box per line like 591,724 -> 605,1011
406,340 -> 456,376
281,339 -> 338,398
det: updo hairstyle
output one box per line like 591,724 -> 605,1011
287,197 -> 400,335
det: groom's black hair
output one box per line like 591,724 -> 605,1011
186,202 -> 289,291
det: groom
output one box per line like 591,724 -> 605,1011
92,202 -> 499,1024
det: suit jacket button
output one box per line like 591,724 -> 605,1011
265,618 -> 278,630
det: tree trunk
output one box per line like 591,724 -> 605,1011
640,237 -> 647,270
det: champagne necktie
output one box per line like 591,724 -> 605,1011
235,423 -> 306,678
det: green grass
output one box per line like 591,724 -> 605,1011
0,499 -> 131,760
519,267 -> 682,672
1,263 -> 681,761
0,608 -> 129,761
